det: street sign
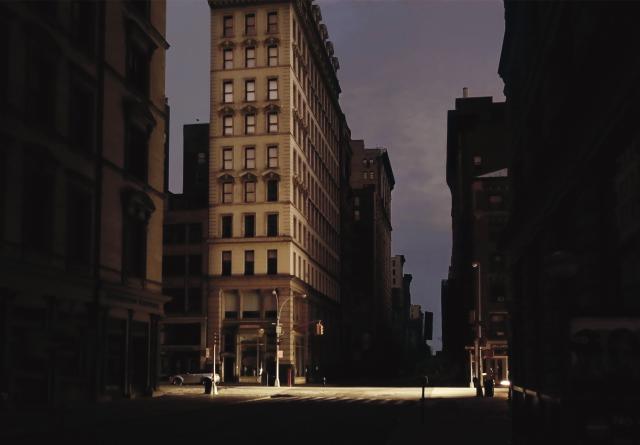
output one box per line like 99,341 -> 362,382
276,325 -> 282,335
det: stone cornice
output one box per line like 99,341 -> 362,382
209,0 -> 342,103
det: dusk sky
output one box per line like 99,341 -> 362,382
166,0 -> 506,351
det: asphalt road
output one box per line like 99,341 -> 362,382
3,386 -> 511,445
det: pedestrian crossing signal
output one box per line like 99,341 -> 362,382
315,321 -> 324,336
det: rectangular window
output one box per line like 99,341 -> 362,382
222,182 -> 233,203
66,184 -> 92,264
163,224 -> 185,244
224,291 -> 238,318
293,217 -> 297,238
243,292 -> 260,319
126,44 -> 149,96
245,80 -> 255,101
223,115 -> 233,135
162,255 -> 184,277
223,147 -> 233,170
267,179 -> 278,202
267,213 -> 278,237
267,145 -> 278,167
223,15 -> 233,37
245,47 -> 256,68
69,80 -> 95,153
245,114 -> 255,134
244,214 -> 255,237
268,79 -> 278,100
267,249 -> 277,275
268,45 -> 278,66
245,146 -> 256,169
268,112 -> 278,133
187,288 -> 202,314
473,155 -> 482,166
223,81 -> 233,103
125,124 -> 148,182
244,250 -> 254,275
221,215 -> 233,238
244,181 -> 256,203
267,12 -> 278,33
245,13 -> 256,35
164,288 -> 186,314
223,49 -> 233,69
188,254 -> 202,275
70,0 -> 97,56
221,251 -> 232,276
187,223 -> 202,244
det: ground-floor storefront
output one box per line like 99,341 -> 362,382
467,341 -> 509,387
208,276 -> 339,385
0,272 -> 167,406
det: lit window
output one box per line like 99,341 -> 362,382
244,181 -> 256,202
223,80 -> 233,103
222,147 -> 233,170
268,45 -> 278,67
223,49 -> 233,69
245,147 -> 255,169
245,80 -> 255,102
268,112 -> 278,133
245,114 -> 255,134
369,172 -> 374,179
245,13 -> 256,35
223,15 -> 233,37
267,11 -> 278,33
473,155 -> 482,166
222,182 -> 233,203
223,115 -> 233,135
268,78 -> 278,100
267,145 -> 278,168
245,47 -> 256,68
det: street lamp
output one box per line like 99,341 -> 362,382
273,289 -> 306,388
472,262 -> 482,394
257,328 -> 264,383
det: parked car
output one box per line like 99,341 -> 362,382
169,370 -> 220,386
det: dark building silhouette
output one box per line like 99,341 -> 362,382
0,0 -> 169,404
444,94 -> 510,386
345,140 -> 395,377
391,255 -> 410,373
338,117 -> 355,380
499,1 -> 640,443
161,123 -> 209,378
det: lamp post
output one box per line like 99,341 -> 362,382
257,328 -> 264,383
472,262 -> 482,394
273,289 -> 306,388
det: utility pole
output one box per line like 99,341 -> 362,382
472,262 -> 482,396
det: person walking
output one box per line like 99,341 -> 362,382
484,369 -> 495,397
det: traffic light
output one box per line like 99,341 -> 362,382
315,321 -> 324,336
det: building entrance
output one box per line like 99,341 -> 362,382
237,334 -> 264,383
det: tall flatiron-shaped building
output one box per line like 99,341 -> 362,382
207,0 -> 343,383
